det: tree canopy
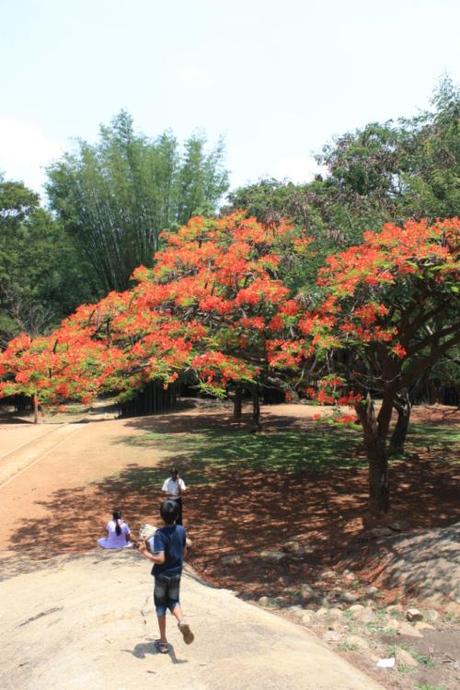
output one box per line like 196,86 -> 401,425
46,111 -> 229,293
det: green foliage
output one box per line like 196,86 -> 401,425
0,176 -> 94,345
227,77 -> 460,257
46,112 -> 229,292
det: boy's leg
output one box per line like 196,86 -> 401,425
168,578 -> 194,645
154,577 -> 169,650
157,614 -> 167,643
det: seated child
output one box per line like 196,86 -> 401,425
98,510 -> 132,549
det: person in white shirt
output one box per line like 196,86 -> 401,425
162,467 -> 186,525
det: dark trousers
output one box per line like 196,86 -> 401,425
172,497 -> 183,525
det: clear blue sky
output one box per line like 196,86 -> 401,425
1,0 -> 459,196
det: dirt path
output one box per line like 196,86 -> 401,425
0,417 -> 170,557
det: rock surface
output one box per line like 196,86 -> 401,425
0,551 -> 385,690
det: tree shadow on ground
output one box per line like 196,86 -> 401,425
3,410 -> 459,601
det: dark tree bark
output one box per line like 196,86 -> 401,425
33,393 -> 39,424
356,394 -> 392,514
233,386 -> 243,420
252,389 -> 261,430
389,389 -> 411,454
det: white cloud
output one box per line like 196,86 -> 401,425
271,153 -> 326,184
0,117 -> 65,194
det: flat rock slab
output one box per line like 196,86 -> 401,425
0,551 -> 384,690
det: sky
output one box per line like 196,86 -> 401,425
1,0 -> 459,198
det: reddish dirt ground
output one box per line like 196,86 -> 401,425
0,402 -> 458,599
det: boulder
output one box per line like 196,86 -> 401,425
258,596 -> 277,608
406,608 -> 423,622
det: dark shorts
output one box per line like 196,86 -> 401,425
154,573 -> 181,616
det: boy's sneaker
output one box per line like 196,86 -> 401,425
178,620 -> 194,645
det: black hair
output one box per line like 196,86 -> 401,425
113,510 -> 122,536
160,500 -> 179,525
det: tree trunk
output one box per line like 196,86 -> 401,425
233,387 -> 243,420
356,394 -> 390,514
33,393 -> 39,424
252,390 -> 261,431
389,390 -> 411,454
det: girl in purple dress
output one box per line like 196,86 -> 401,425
98,510 -> 132,549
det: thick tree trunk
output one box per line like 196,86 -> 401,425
356,394 -> 390,514
389,390 -> 411,454
366,437 -> 390,514
252,390 -> 261,431
33,394 -> 39,424
233,387 -> 243,420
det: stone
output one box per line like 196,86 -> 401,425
385,618 -> 400,631
222,554 -> 242,566
316,607 -> 330,618
351,607 -> 376,623
323,630 -> 341,642
340,591 -> 359,604
299,583 -> 315,600
327,608 -> 344,620
406,608 -> 423,622
365,586 -> 379,597
343,635 -> 370,651
424,609 -> 440,623
301,611 -> 314,625
283,540 -> 306,555
397,622 -> 423,638
287,605 -> 304,618
258,596 -> 277,608
396,648 -> 418,668
259,550 -> 285,562
319,570 -> 336,580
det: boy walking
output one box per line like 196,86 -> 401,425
137,500 -> 194,654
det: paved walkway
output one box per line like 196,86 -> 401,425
1,551 -> 384,690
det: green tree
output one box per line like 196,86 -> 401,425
46,112 -> 229,293
0,176 -> 93,345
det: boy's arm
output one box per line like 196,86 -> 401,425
137,542 -> 165,564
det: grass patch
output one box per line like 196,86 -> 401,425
119,425 -> 366,479
406,424 -> 460,460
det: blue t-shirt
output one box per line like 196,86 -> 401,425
149,524 -> 186,577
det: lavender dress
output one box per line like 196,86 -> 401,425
98,520 -> 132,548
